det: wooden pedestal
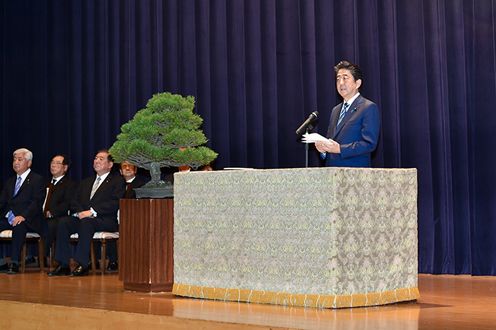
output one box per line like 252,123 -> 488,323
119,198 -> 174,292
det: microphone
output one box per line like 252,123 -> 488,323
295,111 -> 319,136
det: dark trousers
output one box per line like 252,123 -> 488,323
54,216 -> 118,267
44,217 -> 62,257
0,218 -> 38,263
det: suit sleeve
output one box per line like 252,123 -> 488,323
69,181 -> 85,213
51,180 -> 77,217
19,174 -> 46,220
340,103 -> 380,159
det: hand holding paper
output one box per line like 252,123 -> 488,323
301,133 -> 336,144
302,133 -> 341,154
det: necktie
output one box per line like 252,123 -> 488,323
13,176 -> 22,196
90,176 -> 101,199
43,179 -> 57,217
125,182 -> 133,199
7,177 -> 22,224
336,102 -> 350,127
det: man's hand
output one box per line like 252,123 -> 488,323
315,139 -> 341,154
12,216 -> 26,226
77,210 -> 94,219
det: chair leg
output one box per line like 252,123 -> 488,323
20,243 -> 27,273
101,239 -> 107,275
49,242 -> 56,270
38,238 -> 45,271
90,241 -> 97,274
116,239 -> 119,273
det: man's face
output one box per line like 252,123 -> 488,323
93,152 -> 113,176
12,152 -> 31,175
120,162 -> 137,181
50,155 -> 68,178
336,68 -> 361,101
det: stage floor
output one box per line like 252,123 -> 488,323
0,272 -> 495,329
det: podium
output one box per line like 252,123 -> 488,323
172,167 -> 419,308
119,198 -> 174,292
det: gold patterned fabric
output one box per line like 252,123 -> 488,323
173,167 -> 419,308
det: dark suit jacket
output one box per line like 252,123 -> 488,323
45,176 -> 77,218
123,175 -> 148,199
0,170 -> 45,233
70,172 -> 125,223
325,95 -> 381,167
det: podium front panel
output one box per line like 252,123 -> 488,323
173,167 -> 418,308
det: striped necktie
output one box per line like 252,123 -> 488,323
336,102 -> 350,127
7,177 -> 22,224
90,176 -> 101,199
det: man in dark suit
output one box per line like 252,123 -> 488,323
43,154 -> 76,258
105,160 -> 148,272
120,160 -> 148,199
48,149 -> 125,276
0,148 -> 45,274
316,60 -> 381,167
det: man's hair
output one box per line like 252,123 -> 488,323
334,60 -> 363,82
53,154 -> 71,167
120,160 -> 136,170
96,149 -> 114,162
13,148 -> 33,161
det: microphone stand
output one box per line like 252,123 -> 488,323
296,112 -> 318,168
305,127 -> 309,168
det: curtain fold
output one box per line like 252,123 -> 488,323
2,0 -> 496,274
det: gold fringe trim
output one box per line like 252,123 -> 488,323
172,284 -> 420,308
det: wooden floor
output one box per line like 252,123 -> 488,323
0,272 -> 495,329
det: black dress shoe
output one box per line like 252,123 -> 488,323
7,263 -> 19,275
48,265 -> 71,276
106,261 -> 118,272
0,263 -> 9,273
25,256 -> 37,266
71,264 -> 90,276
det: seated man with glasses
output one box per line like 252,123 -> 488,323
43,154 -> 76,264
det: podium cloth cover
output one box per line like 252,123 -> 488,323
173,167 -> 419,308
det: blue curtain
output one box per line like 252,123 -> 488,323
1,0 -> 496,274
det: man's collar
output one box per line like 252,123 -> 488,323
343,92 -> 360,105
52,175 -> 65,183
96,171 -> 111,181
17,168 -> 31,181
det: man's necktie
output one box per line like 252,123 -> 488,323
125,182 -> 133,199
43,179 -> 57,217
336,102 -> 350,127
7,176 -> 22,225
90,176 -> 101,199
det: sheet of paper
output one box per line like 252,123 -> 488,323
301,133 -> 335,144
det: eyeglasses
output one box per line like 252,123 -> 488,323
121,164 -> 135,170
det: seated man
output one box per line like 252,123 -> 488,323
48,149 -> 125,276
120,160 -> 148,199
43,154 -> 76,260
0,148 -> 45,274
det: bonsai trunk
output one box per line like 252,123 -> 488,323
147,161 -> 165,187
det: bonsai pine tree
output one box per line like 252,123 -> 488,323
109,92 -> 218,187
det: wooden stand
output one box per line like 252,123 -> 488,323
119,198 -> 174,292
